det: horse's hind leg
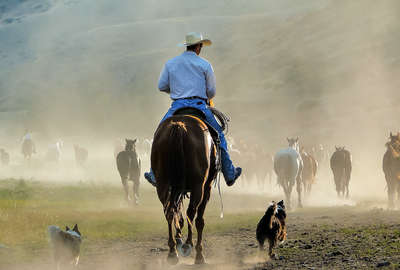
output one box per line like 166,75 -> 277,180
194,184 -> 211,264
175,204 -> 184,244
184,186 -> 203,254
166,208 -> 179,265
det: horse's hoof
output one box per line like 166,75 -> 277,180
167,252 -> 179,265
195,254 -> 205,264
179,243 -> 192,257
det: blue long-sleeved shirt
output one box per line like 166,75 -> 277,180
158,51 -> 216,100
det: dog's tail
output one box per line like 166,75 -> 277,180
47,225 -> 61,242
265,202 -> 277,229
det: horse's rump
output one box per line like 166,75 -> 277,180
152,116 -> 213,207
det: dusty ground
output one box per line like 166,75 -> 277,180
1,177 -> 399,270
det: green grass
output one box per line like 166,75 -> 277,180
0,179 -> 266,264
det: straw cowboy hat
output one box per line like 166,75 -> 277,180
179,32 -> 212,47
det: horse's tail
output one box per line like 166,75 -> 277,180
167,121 -> 187,209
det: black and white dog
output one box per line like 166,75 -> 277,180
256,200 -> 287,259
48,224 -> 82,269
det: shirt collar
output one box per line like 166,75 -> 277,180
183,51 -> 197,56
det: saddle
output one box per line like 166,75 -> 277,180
173,107 -> 220,147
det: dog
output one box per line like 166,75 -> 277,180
48,224 -> 82,269
256,200 -> 287,259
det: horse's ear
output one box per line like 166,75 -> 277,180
335,146 -> 339,151
133,139 -> 137,144
125,139 -> 129,143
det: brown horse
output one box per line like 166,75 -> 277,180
383,132 -> 400,208
300,148 -> 318,195
330,146 -> 352,198
116,139 -> 141,204
151,115 -> 217,265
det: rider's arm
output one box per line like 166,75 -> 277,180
158,64 -> 170,93
205,63 -> 216,99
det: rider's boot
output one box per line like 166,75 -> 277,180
144,169 -> 157,187
220,148 -> 242,186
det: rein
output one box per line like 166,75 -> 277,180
213,171 -> 224,219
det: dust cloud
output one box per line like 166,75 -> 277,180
1,0 -> 400,268
0,0 -> 398,193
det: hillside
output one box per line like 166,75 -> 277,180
0,0 -> 399,148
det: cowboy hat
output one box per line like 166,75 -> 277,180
179,32 -> 212,47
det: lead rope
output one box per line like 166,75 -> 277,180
217,172 -> 224,219
214,145 -> 224,219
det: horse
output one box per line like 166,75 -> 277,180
151,114 -> 217,265
274,138 -> 303,209
73,145 -> 88,167
300,148 -> 318,196
382,132 -> 400,208
116,139 -> 141,204
330,146 -> 352,198
46,141 -> 63,162
21,139 -> 35,160
0,149 -> 10,165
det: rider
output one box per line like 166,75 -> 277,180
21,128 -> 36,153
144,32 -> 242,186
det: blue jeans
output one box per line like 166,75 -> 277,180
160,98 -> 236,180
